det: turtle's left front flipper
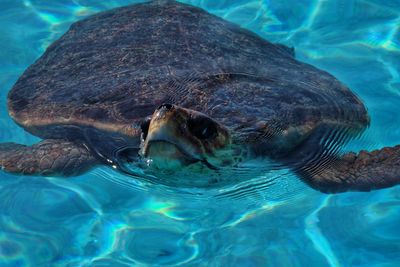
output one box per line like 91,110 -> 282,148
296,145 -> 400,193
0,139 -> 98,177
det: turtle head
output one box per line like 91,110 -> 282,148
139,104 -> 232,170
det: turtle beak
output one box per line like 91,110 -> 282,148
139,104 -> 204,165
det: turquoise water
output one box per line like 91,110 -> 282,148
1,0 -> 400,266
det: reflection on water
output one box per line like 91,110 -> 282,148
0,0 -> 400,266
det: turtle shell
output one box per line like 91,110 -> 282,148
8,1 -> 369,150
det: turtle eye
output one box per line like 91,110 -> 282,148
188,116 -> 218,140
140,117 -> 151,140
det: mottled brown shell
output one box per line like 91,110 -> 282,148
8,0 -> 369,153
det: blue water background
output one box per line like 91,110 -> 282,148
1,0 -> 400,266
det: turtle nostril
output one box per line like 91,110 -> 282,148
157,103 -> 174,110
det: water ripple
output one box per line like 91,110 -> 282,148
305,195 -> 340,267
1,0 -> 400,266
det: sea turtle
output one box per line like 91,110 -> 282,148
1,0 -> 399,193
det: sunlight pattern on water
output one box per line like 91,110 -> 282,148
304,196 -> 340,267
1,0 -> 400,266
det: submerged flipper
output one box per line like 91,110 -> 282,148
0,139 -> 98,176
295,146 -> 400,193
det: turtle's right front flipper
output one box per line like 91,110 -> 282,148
0,139 -> 98,177
294,145 -> 400,193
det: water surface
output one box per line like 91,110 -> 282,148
1,0 -> 400,266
